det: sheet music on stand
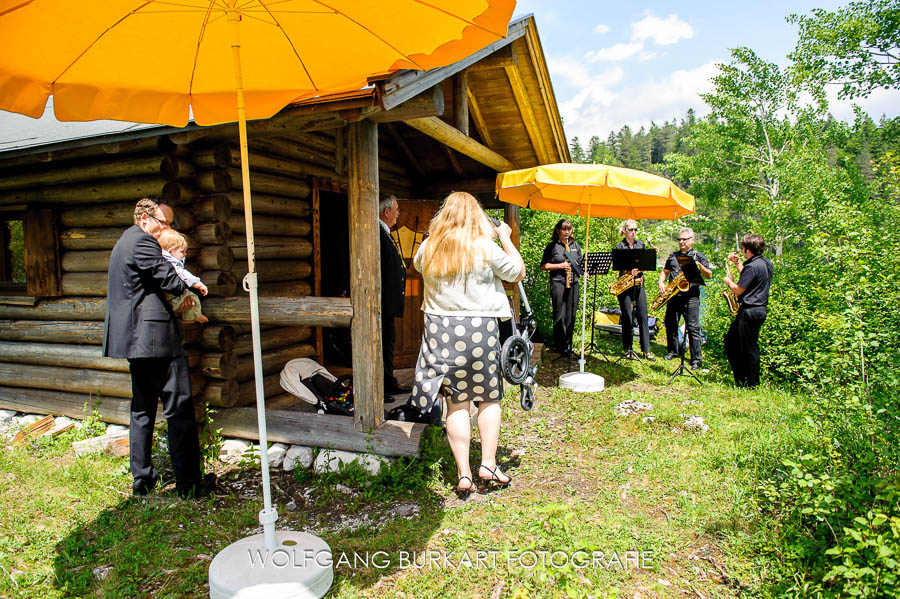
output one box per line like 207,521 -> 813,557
583,252 -> 613,277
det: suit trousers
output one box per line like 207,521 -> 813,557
128,355 -> 202,493
664,294 -> 702,363
382,316 -> 398,390
550,279 -> 578,353
617,284 -> 650,353
724,306 -> 767,387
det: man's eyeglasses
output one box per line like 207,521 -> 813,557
626,227 -> 637,231
677,237 -> 692,241
148,214 -> 170,228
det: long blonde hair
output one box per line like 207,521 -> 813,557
421,192 -> 493,277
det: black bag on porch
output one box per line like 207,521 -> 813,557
301,373 -> 354,416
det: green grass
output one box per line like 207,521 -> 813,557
0,337 -> 812,598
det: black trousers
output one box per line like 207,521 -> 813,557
724,306 -> 767,387
382,316 -> 398,390
550,279 -> 579,352
128,355 -> 202,493
664,294 -> 702,363
617,284 -> 650,353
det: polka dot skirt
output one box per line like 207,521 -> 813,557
411,314 -> 503,411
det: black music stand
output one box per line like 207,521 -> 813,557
666,255 -> 704,385
611,249 -> 657,364
582,252 -> 612,362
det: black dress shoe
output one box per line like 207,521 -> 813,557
663,352 -> 678,360
690,362 -> 702,371
133,474 -> 159,496
177,473 -> 217,499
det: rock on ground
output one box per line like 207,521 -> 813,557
0,410 -> 17,424
314,449 -> 394,475
282,445 -> 315,471
615,400 -> 653,416
681,415 -> 709,433
267,443 -> 288,468
219,439 -> 252,463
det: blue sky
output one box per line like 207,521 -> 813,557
513,0 -> 899,143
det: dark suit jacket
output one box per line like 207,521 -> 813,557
102,225 -> 188,359
380,225 -> 406,319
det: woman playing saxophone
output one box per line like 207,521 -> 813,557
613,219 -> 654,360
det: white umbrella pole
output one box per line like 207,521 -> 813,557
578,203 -> 592,373
229,8 -> 276,550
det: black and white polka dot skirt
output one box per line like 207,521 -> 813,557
411,314 -> 504,411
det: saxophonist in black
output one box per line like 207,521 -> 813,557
723,233 -> 774,388
657,228 -> 712,369
541,219 -> 582,356
613,219 -> 653,360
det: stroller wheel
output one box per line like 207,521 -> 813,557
500,336 -> 530,384
520,383 -> 535,411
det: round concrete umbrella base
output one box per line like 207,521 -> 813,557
558,371 -> 605,392
209,531 -> 333,599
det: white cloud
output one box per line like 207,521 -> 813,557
630,13 -> 694,46
638,51 -> 658,62
594,23 -> 610,34
559,61 -> 718,143
587,42 -> 643,62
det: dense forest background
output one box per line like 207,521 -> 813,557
519,1 -> 900,595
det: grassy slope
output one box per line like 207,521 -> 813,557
0,337 -> 808,598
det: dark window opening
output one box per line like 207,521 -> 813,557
0,215 -> 26,292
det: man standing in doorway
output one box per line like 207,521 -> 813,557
103,197 -> 214,499
379,196 -> 410,398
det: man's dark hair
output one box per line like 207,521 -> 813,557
741,233 -> 765,255
133,197 -> 160,226
552,219 -> 573,243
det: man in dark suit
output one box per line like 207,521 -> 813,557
379,196 -> 410,398
103,198 -> 213,499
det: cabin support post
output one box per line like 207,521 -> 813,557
347,120 -> 383,432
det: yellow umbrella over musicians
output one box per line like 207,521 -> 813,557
1,1 -> 516,596
496,163 -> 694,388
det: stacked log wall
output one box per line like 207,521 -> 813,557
0,128 -> 333,417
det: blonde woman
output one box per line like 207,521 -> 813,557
614,219 -> 653,360
412,192 -> 525,498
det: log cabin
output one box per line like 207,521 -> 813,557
0,15 -> 568,457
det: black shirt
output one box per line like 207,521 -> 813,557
664,249 -> 710,298
737,254 -> 773,307
541,239 -> 583,284
614,238 -> 646,279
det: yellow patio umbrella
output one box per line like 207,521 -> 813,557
496,163 -> 694,388
1,1 -> 516,596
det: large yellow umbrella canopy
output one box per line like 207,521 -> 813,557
0,0 -> 516,127
496,162 -> 695,220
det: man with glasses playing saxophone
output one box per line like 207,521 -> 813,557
723,233 -> 774,388
613,219 -> 654,361
657,228 -> 712,369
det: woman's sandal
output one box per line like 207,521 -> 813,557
478,464 -> 512,488
456,476 -> 476,499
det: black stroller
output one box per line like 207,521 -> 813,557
498,280 -> 539,411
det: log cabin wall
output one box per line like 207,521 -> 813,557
0,127 -> 336,419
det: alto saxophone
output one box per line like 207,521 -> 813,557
609,272 -> 642,295
723,259 -> 740,316
650,272 -> 689,312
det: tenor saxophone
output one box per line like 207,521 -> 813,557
723,260 -> 740,316
609,272 -> 642,295
650,272 -> 689,312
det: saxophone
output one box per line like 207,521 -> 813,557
609,272 -> 642,295
650,272 -> 689,312
723,259 -> 740,316
563,239 -> 572,288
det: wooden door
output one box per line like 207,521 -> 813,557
391,200 -> 439,368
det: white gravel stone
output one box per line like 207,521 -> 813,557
219,439 -> 252,462
106,424 -> 128,435
681,415 -> 709,433
17,414 -> 41,426
0,410 -> 17,423
614,400 -> 653,416
641,416 -> 656,424
314,449 -> 394,475
92,566 -> 112,581
267,443 -> 288,468
282,445 -> 315,471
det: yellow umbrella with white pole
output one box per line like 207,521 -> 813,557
497,163 -> 694,390
1,1 -> 516,596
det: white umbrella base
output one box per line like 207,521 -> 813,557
558,371 -> 605,393
209,531 -> 333,599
